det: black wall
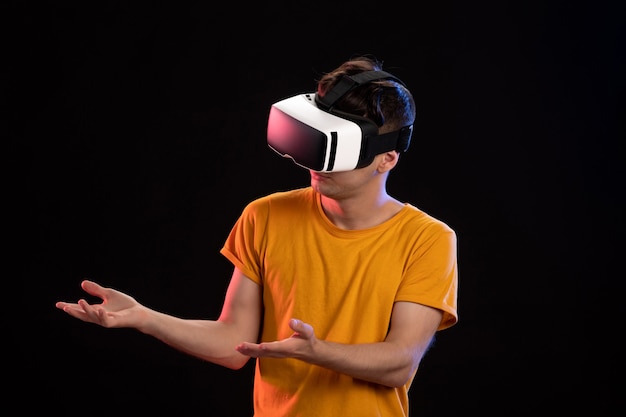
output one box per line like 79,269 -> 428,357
7,2 -> 624,415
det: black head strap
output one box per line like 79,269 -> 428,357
315,69 -> 414,159
315,70 -> 406,111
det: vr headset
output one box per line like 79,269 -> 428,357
267,70 -> 414,172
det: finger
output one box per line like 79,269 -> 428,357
55,301 -> 71,310
235,342 -> 262,357
77,298 -> 106,322
57,302 -> 91,322
96,307 -> 112,324
56,301 -> 83,313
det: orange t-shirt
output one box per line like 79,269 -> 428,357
221,187 -> 458,417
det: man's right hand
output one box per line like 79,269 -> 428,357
56,280 -> 144,328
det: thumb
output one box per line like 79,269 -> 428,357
289,318 -> 314,338
81,279 -> 106,298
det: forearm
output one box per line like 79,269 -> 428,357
305,339 -> 427,387
236,303 -> 441,386
137,307 -> 251,369
302,303 -> 440,387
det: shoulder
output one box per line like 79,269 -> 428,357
402,204 -> 456,235
396,205 -> 458,252
243,187 -> 315,216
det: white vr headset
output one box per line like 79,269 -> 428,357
267,70 -> 414,172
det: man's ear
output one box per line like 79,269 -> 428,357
376,151 -> 399,173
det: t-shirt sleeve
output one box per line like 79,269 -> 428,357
396,223 -> 459,330
219,199 -> 267,285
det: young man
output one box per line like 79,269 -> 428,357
56,55 -> 459,416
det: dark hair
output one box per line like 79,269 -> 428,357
316,56 -> 416,135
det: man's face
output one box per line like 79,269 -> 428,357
308,153 -> 391,200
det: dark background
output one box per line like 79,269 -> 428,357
6,1 -> 624,415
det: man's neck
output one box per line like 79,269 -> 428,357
319,192 -> 404,230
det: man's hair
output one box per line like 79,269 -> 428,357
316,56 -> 416,136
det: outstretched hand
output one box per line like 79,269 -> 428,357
235,318 -> 317,359
56,280 -> 143,328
